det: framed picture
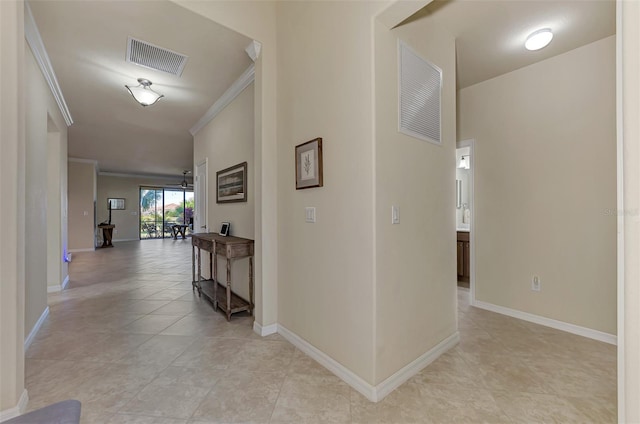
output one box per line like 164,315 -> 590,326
295,137 -> 323,190
107,198 -> 125,210
216,162 -> 247,203
219,222 -> 230,236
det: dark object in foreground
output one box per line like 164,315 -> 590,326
3,400 -> 81,424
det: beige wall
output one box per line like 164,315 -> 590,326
68,160 -> 96,251
374,13 -> 458,383
25,44 -> 49,340
458,36 -> 617,334
47,120 -> 68,291
96,174 -> 192,242
0,0 -> 26,413
194,82 -> 254,299
620,1 -> 640,420
174,0 -> 279,327
276,1 -> 386,384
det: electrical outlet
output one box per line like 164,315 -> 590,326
531,276 -> 541,292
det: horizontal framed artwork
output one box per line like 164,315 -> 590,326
217,162 -> 247,203
295,137 -> 323,190
108,198 -> 125,210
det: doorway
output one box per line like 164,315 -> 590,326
139,187 -> 194,239
456,140 -> 474,300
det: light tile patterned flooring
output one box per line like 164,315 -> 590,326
26,239 -> 616,423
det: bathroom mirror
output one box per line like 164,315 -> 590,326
456,180 -> 462,209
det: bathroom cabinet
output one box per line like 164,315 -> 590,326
457,231 -> 470,283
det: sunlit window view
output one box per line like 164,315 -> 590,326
139,187 -> 194,239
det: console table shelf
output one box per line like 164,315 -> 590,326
191,233 -> 254,321
198,279 -> 252,316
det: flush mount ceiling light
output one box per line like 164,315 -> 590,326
125,78 -> 164,107
525,28 -> 553,51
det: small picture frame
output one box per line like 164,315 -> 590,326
217,162 -> 248,203
295,138 -> 323,190
219,222 -> 230,237
108,198 -> 125,210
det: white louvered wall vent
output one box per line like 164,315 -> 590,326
398,41 -> 442,145
126,37 -> 188,77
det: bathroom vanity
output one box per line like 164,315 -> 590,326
457,230 -> 470,285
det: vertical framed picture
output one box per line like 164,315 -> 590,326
217,162 -> 247,203
295,137 -> 323,190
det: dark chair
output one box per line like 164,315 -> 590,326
3,400 -> 81,424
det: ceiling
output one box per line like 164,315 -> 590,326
28,0 -> 252,178
29,1 -> 615,178
410,0 -> 615,89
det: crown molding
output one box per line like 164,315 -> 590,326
245,40 -> 262,62
24,2 -> 73,127
189,64 -> 255,136
98,171 -> 188,181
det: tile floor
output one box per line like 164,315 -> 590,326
25,239 -> 616,423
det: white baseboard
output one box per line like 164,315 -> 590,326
253,321 -> 278,336
61,275 -> 70,290
24,307 -> 49,351
375,331 -> 460,401
472,299 -> 617,345
68,247 -> 94,253
277,324 -> 459,402
113,238 -> 138,242
0,389 -> 28,422
47,275 -> 69,293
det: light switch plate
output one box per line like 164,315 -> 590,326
305,207 -> 316,223
392,205 -> 400,224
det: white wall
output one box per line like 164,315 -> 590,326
458,36 -> 617,335
68,160 -> 97,251
374,11 -> 458,383
194,82 -> 254,299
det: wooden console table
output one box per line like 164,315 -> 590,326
191,233 -> 254,320
97,224 -> 115,248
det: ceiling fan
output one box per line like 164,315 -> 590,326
168,171 -> 194,189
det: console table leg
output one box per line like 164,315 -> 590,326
249,256 -> 254,316
191,245 -> 196,291
226,258 -> 232,321
213,244 -> 218,311
196,247 -> 202,297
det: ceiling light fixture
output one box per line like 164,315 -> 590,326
458,155 -> 470,169
125,78 -> 164,107
525,28 -> 553,51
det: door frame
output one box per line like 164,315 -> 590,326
457,139 -> 475,304
195,158 -> 208,234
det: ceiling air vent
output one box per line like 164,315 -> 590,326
126,37 -> 188,77
398,41 -> 442,145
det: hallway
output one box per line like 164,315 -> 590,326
25,239 -> 616,423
